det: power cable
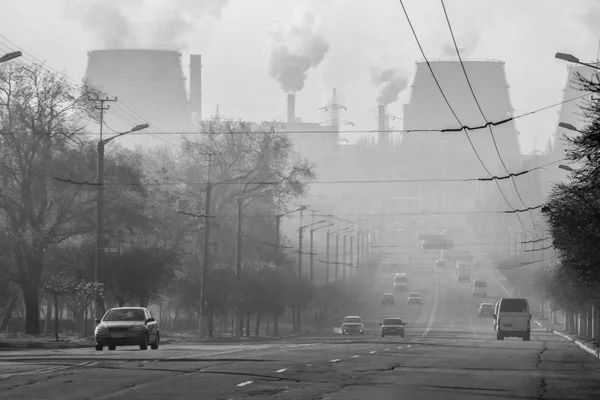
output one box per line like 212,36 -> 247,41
440,0 -> 540,240
396,0 -> 526,235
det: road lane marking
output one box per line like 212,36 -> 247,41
385,348 -> 390,351
330,359 -> 341,363
87,362 -> 99,366
369,351 -> 376,354
407,345 -> 411,348
421,269 -> 439,338
352,355 -> 360,358
237,381 -> 253,387
397,346 -> 402,349
276,368 -> 287,373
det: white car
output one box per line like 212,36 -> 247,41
341,316 -> 364,335
407,292 -> 422,305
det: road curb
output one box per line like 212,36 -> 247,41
0,341 -> 94,350
533,320 -> 600,360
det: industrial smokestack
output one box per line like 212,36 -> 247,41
378,104 -> 387,149
287,93 -> 296,123
189,54 -> 202,122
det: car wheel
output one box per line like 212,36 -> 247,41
401,333 -> 405,338
496,332 -> 504,340
523,332 -> 530,341
151,333 -> 160,350
139,334 -> 148,350
108,344 -> 116,351
381,334 -> 385,338
95,344 -> 103,351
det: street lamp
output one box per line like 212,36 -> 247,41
275,205 -> 308,255
309,223 -> 334,282
558,164 -> 576,173
558,122 -> 580,133
95,123 -> 149,319
298,219 -> 327,279
555,52 -> 600,71
0,51 -> 22,64
330,227 -> 350,281
341,230 -> 356,279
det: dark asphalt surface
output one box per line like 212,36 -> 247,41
1,258 -> 599,399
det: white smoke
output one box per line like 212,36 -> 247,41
266,7 -> 330,94
441,28 -> 479,58
370,67 -> 408,106
67,0 -> 229,50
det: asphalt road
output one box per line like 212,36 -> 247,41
1,257 -> 599,399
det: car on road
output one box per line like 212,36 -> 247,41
494,298 -> 531,341
380,318 -> 405,338
341,316 -> 364,335
435,259 -> 447,268
394,282 -> 408,292
381,293 -> 395,306
478,302 -> 495,317
407,292 -> 422,305
472,279 -> 488,297
94,307 -> 160,351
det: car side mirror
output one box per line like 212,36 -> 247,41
94,318 -> 101,324
379,323 -> 382,326
493,314 -> 497,319
146,317 -> 156,324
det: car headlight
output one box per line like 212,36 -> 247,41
95,325 -> 107,333
130,325 -> 145,331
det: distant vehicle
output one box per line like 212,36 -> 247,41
341,316 -> 364,335
380,318 -> 405,338
407,292 -> 422,305
478,303 -> 495,317
94,307 -> 160,351
456,262 -> 471,282
435,259 -> 447,268
381,293 -> 395,306
472,279 -> 488,297
394,273 -> 409,284
394,283 -> 409,292
494,298 -> 531,341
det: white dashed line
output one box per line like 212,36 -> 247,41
276,368 -> 287,373
397,346 -> 402,349
369,351 -> 376,354
385,348 -> 390,351
87,362 -> 99,367
236,381 -> 253,387
330,359 -> 341,363
407,345 -> 411,348
352,355 -> 360,358
422,270 -> 439,338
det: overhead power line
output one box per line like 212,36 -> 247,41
440,0 -> 540,240
397,0 -> 526,235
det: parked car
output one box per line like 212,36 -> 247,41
407,292 -> 422,305
94,307 -> 160,351
478,303 -> 495,317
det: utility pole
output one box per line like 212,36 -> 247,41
236,197 -> 243,338
325,231 -> 331,284
349,233 -> 354,277
335,233 -> 340,280
200,153 -> 217,338
309,229 -> 315,282
342,234 -> 347,279
91,96 -> 117,320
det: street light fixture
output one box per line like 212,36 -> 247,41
95,123 -> 150,319
558,122 -> 580,133
555,52 -> 600,70
558,164 -> 576,173
0,51 -> 22,63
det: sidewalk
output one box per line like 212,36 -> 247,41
533,318 -> 600,360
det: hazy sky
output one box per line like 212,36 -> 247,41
1,0 -> 599,154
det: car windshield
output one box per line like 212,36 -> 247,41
343,317 -> 362,323
409,293 -> 420,297
499,299 -> 528,312
481,304 -> 494,309
474,281 -> 487,287
383,318 -> 403,325
103,309 -> 146,322
383,294 -> 393,298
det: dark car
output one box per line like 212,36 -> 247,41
407,292 -> 422,305
435,259 -> 447,268
478,303 -> 495,317
381,293 -> 395,306
380,318 -> 405,338
94,307 -> 160,351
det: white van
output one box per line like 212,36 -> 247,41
472,279 -> 487,297
494,298 -> 531,341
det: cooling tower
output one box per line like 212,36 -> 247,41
378,104 -> 387,149
85,49 -> 194,135
287,94 -> 296,123
399,60 -> 522,213
189,54 -> 202,121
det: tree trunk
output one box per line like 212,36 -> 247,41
231,310 -> 235,338
0,296 -> 17,333
265,315 -> 270,336
53,293 -> 59,341
255,314 -> 261,337
44,296 -> 51,335
208,308 -> 214,339
22,280 -> 41,334
245,314 -> 250,337
292,308 -> 296,332
273,313 -> 280,336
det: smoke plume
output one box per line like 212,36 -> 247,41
68,0 -> 228,49
370,68 -> 408,106
266,8 -> 330,94
441,28 -> 479,57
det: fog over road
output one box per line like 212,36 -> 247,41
1,261 -> 598,399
